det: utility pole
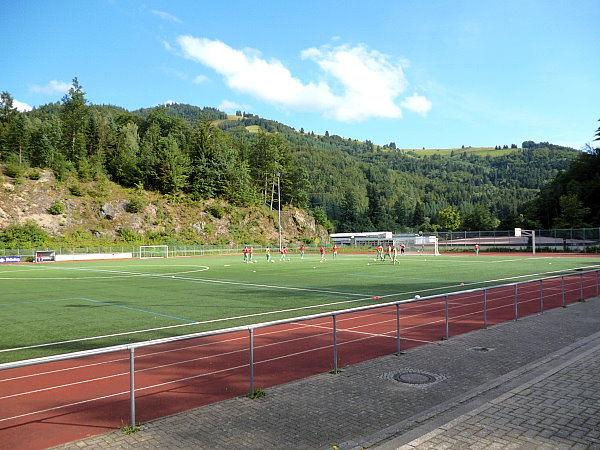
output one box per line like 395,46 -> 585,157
277,172 -> 282,251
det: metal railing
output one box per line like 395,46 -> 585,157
1,269 -> 599,430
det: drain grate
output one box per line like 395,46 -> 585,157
379,368 -> 447,387
470,346 -> 494,352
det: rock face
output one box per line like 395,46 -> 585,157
100,203 -> 116,220
0,168 -> 330,245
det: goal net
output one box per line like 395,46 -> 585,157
35,250 -> 56,262
394,235 -> 440,256
139,245 -> 169,259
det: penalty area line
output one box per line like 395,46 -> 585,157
80,297 -> 198,323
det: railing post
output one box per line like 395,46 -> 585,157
129,347 -> 136,428
483,288 -> 488,329
444,294 -> 449,339
514,284 -> 519,320
396,303 -> 401,355
540,279 -> 544,313
249,328 -> 255,394
332,314 -> 338,373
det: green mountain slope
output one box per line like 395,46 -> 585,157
0,86 -> 582,242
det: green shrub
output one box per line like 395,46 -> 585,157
207,203 -> 225,219
3,163 -> 24,179
26,169 -> 41,180
0,220 -> 49,248
48,201 -> 65,215
69,184 -> 84,196
118,227 -> 141,243
125,196 -> 147,213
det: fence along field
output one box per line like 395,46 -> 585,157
0,253 -> 599,449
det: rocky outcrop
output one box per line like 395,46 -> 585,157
0,168 -> 329,245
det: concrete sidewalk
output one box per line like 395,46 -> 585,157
54,297 -> 600,450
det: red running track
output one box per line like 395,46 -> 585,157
0,271 -> 598,449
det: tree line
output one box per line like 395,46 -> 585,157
0,79 -> 308,210
1,78 -> 596,236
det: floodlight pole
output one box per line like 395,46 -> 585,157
277,172 -> 282,251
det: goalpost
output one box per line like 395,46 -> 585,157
395,235 -> 441,256
139,245 -> 169,259
515,228 -> 536,254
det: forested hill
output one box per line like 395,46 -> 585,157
216,111 -> 578,231
0,83 -> 582,238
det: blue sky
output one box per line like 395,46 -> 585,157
2,0 -> 598,149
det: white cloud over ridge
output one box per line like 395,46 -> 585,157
13,99 -> 32,112
177,36 -> 431,122
218,99 -> 250,112
29,80 -> 71,95
401,93 -> 432,117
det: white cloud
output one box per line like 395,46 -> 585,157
152,9 -> 182,23
29,80 -> 71,95
301,44 -> 407,121
176,36 -> 430,123
218,100 -> 250,112
161,39 -> 175,53
400,94 -> 432,117
13,99 -> 32,112
193,75 -> 208,84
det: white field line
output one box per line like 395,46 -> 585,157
3,264 -> 596,354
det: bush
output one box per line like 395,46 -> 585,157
0,220 -> 49,248
118,227 -> 141,243
3,163 -> 24,179
69,184 -> 84,196
125,196 -> 147,213
26,169 -> 41,180
207,203 -> 225,219
48,201 -> 65,215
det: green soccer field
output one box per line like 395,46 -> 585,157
1,253 -> 599,363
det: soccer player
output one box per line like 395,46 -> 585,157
400,243 -> 406,255
385,244 -> 392,261
332,244 -> 338,259
376,244 -> 383,261
299,245 -> 305,259
243,246 -> 248,263
392,245 -> 399,264
319,245 -> 325,260
248,247 -> 253,262
280,246 -> 287,261
474,243 -> 480,255
266,246 -> 272,262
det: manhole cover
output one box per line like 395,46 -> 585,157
393,372 -> 436,384
379,369 -> 447,388
470,346 -> 494,352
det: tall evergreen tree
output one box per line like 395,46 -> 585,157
60,78 -> 88,165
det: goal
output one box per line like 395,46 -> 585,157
394,235 -> 440,256
139,245 -> 169,259
35,250 -> 56,262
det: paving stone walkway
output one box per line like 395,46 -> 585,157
54,297 -> 600,450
